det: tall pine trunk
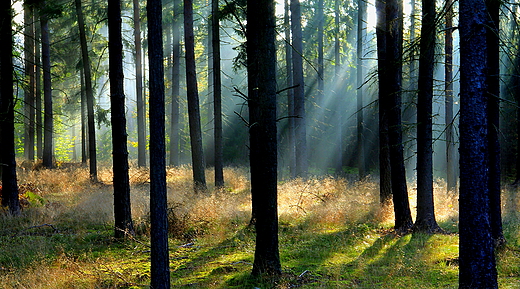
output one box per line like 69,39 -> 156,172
108,0 -> 135,239
133,0 -> 146,167
284,0 -> 296,178
445,0 -> 457,192
24,2 -> 36,161
41,10 -> 53,169
356,0 -> 366,178
184,0 -> 207,190
212,0 -> 224,187
170,0 -> 181,166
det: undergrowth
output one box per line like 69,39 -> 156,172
0,165 -> 519,288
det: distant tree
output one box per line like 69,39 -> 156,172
459,0 -> 498,285
486,0 -> 505,247
24,0 -> 36,161
0,0 -> 21,215
414,0 -> 441,233
317,0 -> 324,99
35,22 -> 43,160
290,0 -> 308,177
247,0 -> 281,276
108,0 -> 134,239
169,0 -> 182,166
75,0 -> 97,180
356,0 -> 366,178
147,0 -> 170,286
212,0 -> 224,187
284,0 -> 296,178
184,0 -> 207,190
444,0 -> 457,193
41,3 -> 54,169
335,0 -> 343,174
375,0 -> 392,206
133,0 -> 146,168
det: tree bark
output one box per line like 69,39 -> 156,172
147,0 -> 170,286
170,0 -> 182,167
184,0 -> 207,190
284,0 -> 296,178
108,0 -> 135,239
24,1 -> 36,161
212,0 -> 224,187
445,0 -> 457,193
414,0 -> 441,233
41,9 -> 53,169
75,0 -> 97,181
35,21 -> 43,160
0,1 -> 21,215
290,0 -> 308,177
459,0 -> 498,285
247,0 -> 281,276
357,0 -> 366,178
133,0 -> 146,168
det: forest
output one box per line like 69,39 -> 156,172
0,0 -> 519,288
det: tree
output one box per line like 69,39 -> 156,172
212,0 -> 224,187
0,0 -> 21,215
356,0 -> 366,178
108,0 -> 134,239
41,3 -> 54,169
486,0 -> 505,246
169,0 -> 182,167
184,0 -> 207,190
459,0 -> 498,285
247,0 -> 281,276
147,0 -> 170,286
413,0 -> 441,233
75,0 -> 97,181
445,0 -> 457,193
24,0 -> 36,161
290,0 -> 308,177
133,0 -> 146,168
284,0 -> 296,178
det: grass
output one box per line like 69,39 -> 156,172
0,164 -> 519,288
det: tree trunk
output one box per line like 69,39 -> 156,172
212,0 -> 224,187
81,69 -> 87,164
357,0 -> 366,178
41,11 -> 53,169
414,0 -> 441,233
35,21 -> 43,160
335,0 -> 344,174
317,0 -> 324,99
133,0 -> 146,168
290,0 -> 308,177
486,0 -> 504,246
147,0 -> 170,286
24,1 -> 36,161
0,1 -> 21,215
247,0 -> 281,276
459,0 -> 498,285
376,0 -> 392,206
75,0 -> 97,181
170,0 -> 182,166
445,0 -> 457,193
184,0 -> 207,190
108,0 -> 135,239
284,0 -> 296,178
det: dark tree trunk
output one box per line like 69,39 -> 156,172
459,0 -> 498,286
35,21 -> 43,160
170,0 -> 182,167
486,0 -> 504,246
108,0 -> 135,239
133,0 -> 146,168
41,11 -> 53,169
247,0 -> 281,276
147,0 -> 170,286
212,0 -> 224,187
414,0 -> 441,233
290,0 -> 308,177
0,1 -> 21,215
24,1 -> 36,161
335,0 -> 343,174
317,0 -> 324,98
184,0 -> 207,190
357,0 -> 366,178
75,0 -> 97,181
81,70 -> 87,164
385,0 -> 413,232
284,0 -> 296,178
376,0 -> 392,206
445,0 -> 457,193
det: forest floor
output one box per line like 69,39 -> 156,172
0,164 -> 519,288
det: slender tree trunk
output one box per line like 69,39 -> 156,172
317,0 -> 324,98
41,11 -> 53,169
445,0 -> 457,192
357,0 -> 366,178
184,0 -> 207,190
285,0 -> 296,178
75,0 -> 97,181
459,0 -> 498,285
170,0 -> 181,166
0,1 -> 21,215
24,2 -> 36,161
414,0 -> 441,233
247,0 -> 281,276
133,0 -> 146,167
376,0 -> 392,206
35,21 -> 43,160
108,0 -> 135,239
290,0 -> 308,177
147,0 -> 170,286
212,0 -> 224,187
486,0 -> 504,246
81,69 -> 87,164
335,0 -> 343,174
